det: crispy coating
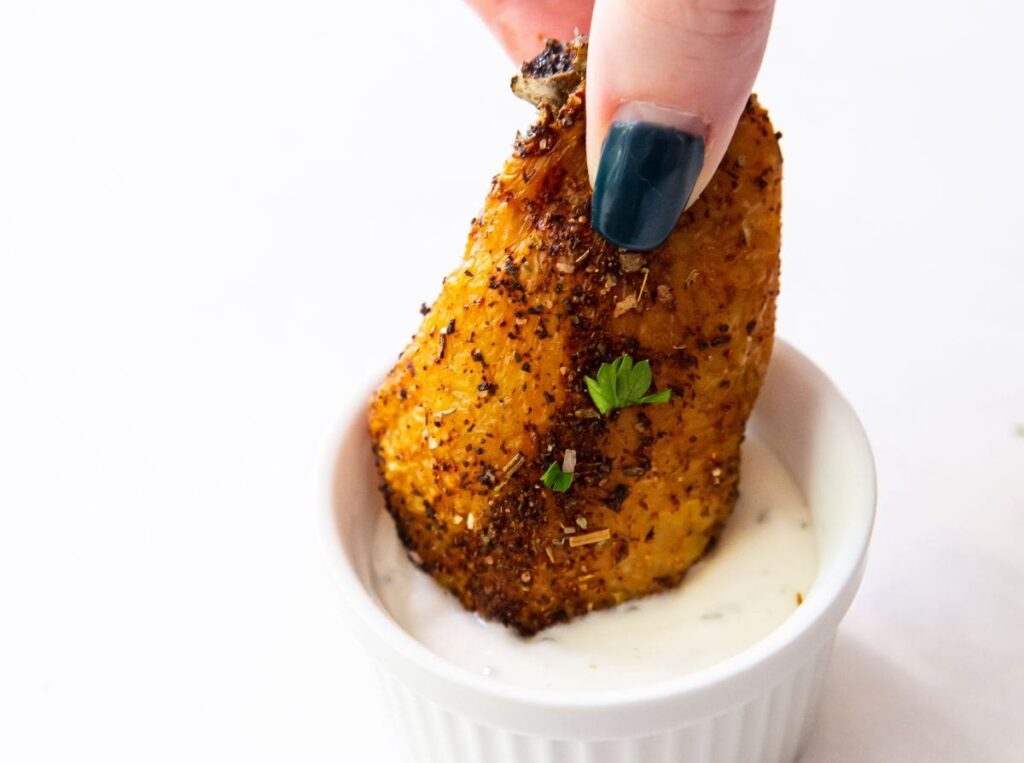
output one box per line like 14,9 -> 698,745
369,39 -> 782,635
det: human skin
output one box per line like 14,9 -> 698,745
466,0 -> 776,249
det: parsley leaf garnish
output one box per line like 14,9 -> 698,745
584,354 -> 672,415
540,461 -> 574,493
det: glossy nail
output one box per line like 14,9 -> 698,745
592,116 -> 705,251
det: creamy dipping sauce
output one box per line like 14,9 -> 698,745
371,436 -> 817,691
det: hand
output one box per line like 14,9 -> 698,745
465,0 -> 776,251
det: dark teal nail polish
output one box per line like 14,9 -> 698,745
591,122 -> 705,251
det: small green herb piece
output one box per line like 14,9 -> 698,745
584,354 -> 672,415
540,461 -> 574,493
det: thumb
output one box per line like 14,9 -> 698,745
586,0 -> 775,250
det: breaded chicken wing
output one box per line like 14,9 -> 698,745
369,38 -> 782,635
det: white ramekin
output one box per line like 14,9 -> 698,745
320,339 -> 876,763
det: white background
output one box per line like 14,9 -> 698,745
1,0 -> 1022,760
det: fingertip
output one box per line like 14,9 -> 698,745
585,0 -> 774,231
591,121 -> 704,250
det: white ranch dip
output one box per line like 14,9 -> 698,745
371,436 -> 817,691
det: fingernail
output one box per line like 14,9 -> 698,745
592,105 -> 705,251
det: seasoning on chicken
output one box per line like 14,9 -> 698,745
369,37 -> 782,636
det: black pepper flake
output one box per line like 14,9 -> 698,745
419,303 -> 431,316
602,484 -> 630,512
518,37 -> 575,80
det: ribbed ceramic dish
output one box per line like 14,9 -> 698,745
321,340 -> 876,763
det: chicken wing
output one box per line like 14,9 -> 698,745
369,38 -> 782,635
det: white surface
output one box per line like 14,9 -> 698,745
0,1 -> 1021,760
